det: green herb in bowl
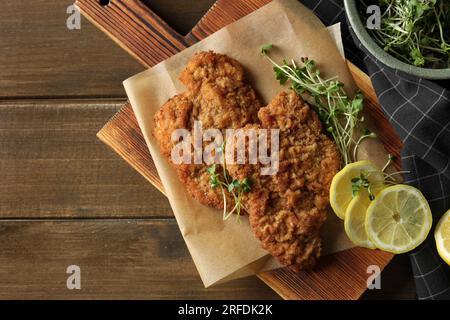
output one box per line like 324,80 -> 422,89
360,0 -> 450,69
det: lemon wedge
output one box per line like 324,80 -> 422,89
330,160 -> 383,220
344,190 -> 380,249
365,185 -> 432,254
435,209 -> 450,266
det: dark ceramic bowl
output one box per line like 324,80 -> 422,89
344,0 -> 450,80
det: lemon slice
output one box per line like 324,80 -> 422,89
366,185 -> 432,254
435,209 -> 450,266
344,190 -> 379,249
330,160 -> 383,220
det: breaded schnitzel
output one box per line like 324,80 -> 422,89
153,51 -> 262,210
153,51 -> 340,271
227,92 -> 340,271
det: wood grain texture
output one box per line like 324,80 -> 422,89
75,0 -> 272,68
0,219 -> 279,299
259,248 -> 392,300
0,0 -> 143,98
78,0 -> 411,299
0,101 -> 171,218
75,0 -> 189,68
98,101 -> 164,194
188,0 -> 272,42
141,0 -> 216,36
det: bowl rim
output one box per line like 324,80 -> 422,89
344,0 -> 450,80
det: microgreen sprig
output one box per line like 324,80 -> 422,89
360,0 -> 450,68
351,154 -> 411,201
207,142 -> 251,221
261,45 -> 369,166
351,172 -> 376,200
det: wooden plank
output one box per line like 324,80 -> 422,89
75,0 -> 271,68
0,0 -> 137,98
0,219 -> 280,299
258,248 -> 392,300
188,0 -> 271,42
75,0 -> 188,68
82,0 -> 403,299
0,0 -> 221,98
141,0 -> 216,36
0,101 -> 171,218
98,102 -> 164,194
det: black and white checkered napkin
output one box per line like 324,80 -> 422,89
300,0 -> 450,299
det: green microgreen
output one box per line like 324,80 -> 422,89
351,173 -> 376,200
261,44 -> 273,55
262,45 -> 368,166
351,154 -> 411,201
360,0 -> 450,68
353,129 -> 377,161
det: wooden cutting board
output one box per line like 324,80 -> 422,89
75,0 -> 402,299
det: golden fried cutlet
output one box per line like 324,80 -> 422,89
153,51 -> 262,210
227,92 -> 341,271
179,51 -> 245,93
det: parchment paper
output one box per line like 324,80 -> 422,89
123,0 -> 390,287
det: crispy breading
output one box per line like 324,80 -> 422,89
153,93 -> 193,159
179,51 -> 245,93
153,52 -> 262,210
227,92 -> 340,271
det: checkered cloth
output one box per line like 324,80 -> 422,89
300,0 -> 450,299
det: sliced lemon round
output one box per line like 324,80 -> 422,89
435,209 -> 450,266
366,185 -> 432,254
330,160 -> 383,220
344,190 -> 379,249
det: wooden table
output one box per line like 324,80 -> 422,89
0,0 -> 416,299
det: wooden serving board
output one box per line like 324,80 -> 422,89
75,0 -> 402,299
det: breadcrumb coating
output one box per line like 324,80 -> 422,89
153,52 -> 340,271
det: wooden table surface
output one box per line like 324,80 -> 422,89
0,0 -> 416,299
